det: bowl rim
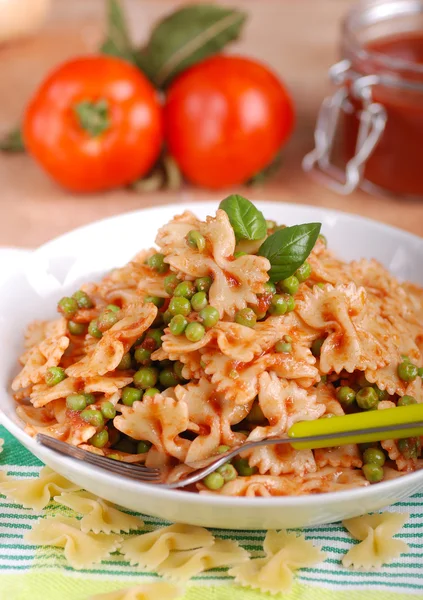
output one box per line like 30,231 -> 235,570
2,199 -> 423,509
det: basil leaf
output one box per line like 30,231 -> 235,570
0,127 -> 25,152
141,5 -> 247,87
219,195 -> 267,242
258,223 -> 321,282
100,0 -> 137,65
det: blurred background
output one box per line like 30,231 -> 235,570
1,0 -> 422,248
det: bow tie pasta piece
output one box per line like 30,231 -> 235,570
244,444 -> 317,477
199,474 -> 301,497
229,530 -> 326,594
23,317 -> 68,350
342,512 -> 409,569
29,377 -> 78,408
314,444 -> 362,469
156,210 -> 202,253
54,491 -> 144,534
12,334 -> 69,391
67,303 -> 157,378
300,466 -> 369,494
88,583 -> 184,600
157,539 -> 249,582
114,394 -> 190,461
296,283 -> 387,374
26,516 -> 122,569
0,466 -> 80,511
120,523 -> 214,569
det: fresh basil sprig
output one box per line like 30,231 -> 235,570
219,195 -> 267,242
258,223 -> 321,282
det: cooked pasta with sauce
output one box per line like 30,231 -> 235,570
11,197 -> 423,496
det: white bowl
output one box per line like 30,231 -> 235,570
1,201 -> 423,530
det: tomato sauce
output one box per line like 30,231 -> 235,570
344,32 -> 423,197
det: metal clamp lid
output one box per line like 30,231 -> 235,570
302,60 -> 387,195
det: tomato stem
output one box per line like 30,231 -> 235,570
73,99 -> 110,137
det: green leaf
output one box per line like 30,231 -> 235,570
141,4 -> 247,87
100,0 -> 136,64
0,127 -> 25,152
219,195 -> 267,242
258,223 -> 321,282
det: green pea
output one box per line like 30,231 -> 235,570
80,408 -> 104,428
285,295 -> 295,312
356,386 -> 379,410
133,367 -> 158,389
315,282 -> 325,289
185,322 -> 205,342
279,275 -> 299,295
67,320 -> 86,336
169,296 -> 191,317
164,274 -> 180,296
216,463 -> 237,482
117,352 -> 132,370
191,291 -> 208,312
269,294 -> 287,315
187,230 -> 206,252
159,359 -> 173,369
108,427 -> 120,448
199,305 -> 219,328
45,366 -> 67,387
398,437 -> 421,460
162,310 -> 172,325
311,337 -> 325,357
72,290 -> 93,309
195,276 -> 213,293
232,458 -> 258,477
295,261 -> 312,283
143,387 -> 160,398
362,463 -> 384,483
174,281 -> 196,299
418,367 -> 423,377
234,251 -> 246,258
107,304 -> 120,313
98,309 -> 119,332
173,361 -> 185,380
108,454 -> 122,461
363,447 -> 386,467
83,393 -> 96,405
246,402 -> 265,423
88,319 -> 103,339
217,445 -> 230,454
145,328 -> 163,349
398,395 -> 417,406
114,437 -> 137,453
58,296 -> 78,318
398,361 -> 418,382
159,368 -> 180,388
275,341 -> 292,353
319,234 -> 327,247
101,402 -> 116,420
266,219 -> 276,229
373,386 -> 389,401
137,440 -> 152,454
401,354 -> 411,363
144,296 -> 164,308
336,386 -> 356,407
90,429 -> 109,448
169,314 -> 188,336
122,386 -> 142,406
134,347 -> 151,364
263,282 -> 276,295
252,306 -> 267,321
147,253 -> 169,274
235,308 -> 257,328
203,472 -> 225,490
66,394 -> 87,411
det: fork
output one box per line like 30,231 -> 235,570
36,403 -> 423,489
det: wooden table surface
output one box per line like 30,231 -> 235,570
1,0 -> 422,248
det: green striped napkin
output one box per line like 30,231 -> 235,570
1,424 -> 422,600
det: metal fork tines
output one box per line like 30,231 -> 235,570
36,434 -> 162,482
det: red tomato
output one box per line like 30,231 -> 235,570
164,55 -> 295,189
23,56 -> 164,192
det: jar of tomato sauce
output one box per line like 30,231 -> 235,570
303,0 -> 423,198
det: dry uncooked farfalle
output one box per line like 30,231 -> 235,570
342,512 -> 409,569
88,582 -> 183,600
157,539 -> 249,582
0,466 -> 80,511
25,516 -> 122,569
229,530 -> 326,594
54,491 -> 144,534
120,523 -> 214,569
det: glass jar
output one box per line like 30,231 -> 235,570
303,0 -> 423,199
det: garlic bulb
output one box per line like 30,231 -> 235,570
0,0 -> 51,43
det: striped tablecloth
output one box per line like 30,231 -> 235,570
1,424 -> 423,600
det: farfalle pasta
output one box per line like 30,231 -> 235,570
10,197 -> 423,495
